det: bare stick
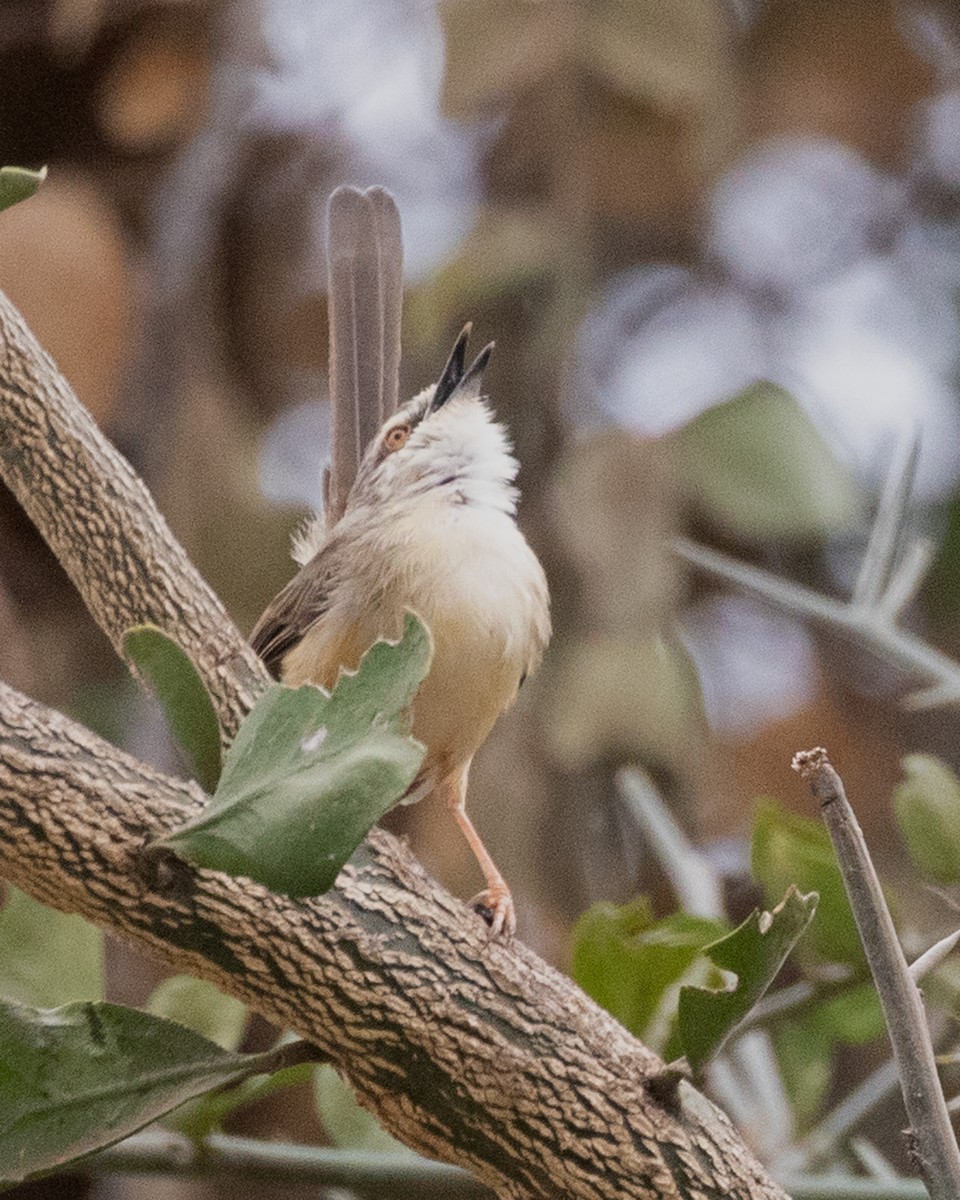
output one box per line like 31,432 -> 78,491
616,767 -> 723,919
849,1137 -> 901,1183
875,538 -> 936,625
793,748 -> 960,1199
801,1059 -> 903,1165
0,675 -> 792,1198
674,432 -> 953,708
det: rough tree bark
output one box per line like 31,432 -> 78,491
0,292 -> 788,1200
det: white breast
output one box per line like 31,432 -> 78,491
383,498 -> 550,777
283,493 -> 549,785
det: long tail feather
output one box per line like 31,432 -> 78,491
325,185 -> 404,526
368,186 -> 403,426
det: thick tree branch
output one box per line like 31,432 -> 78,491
0,294 -> 264,737
0,291 -> 787,1199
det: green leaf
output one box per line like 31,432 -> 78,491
156,614 -> 432,897
774,981 -> 885,1127
145,975 -> 247,1051
571,898 -> 727,1050
672,383 -> 863,540
123,625 -> 222,792
314,1064 -> 414,1156
774,1020 -> 832,1128
752,800 -> 863,968
893,754 -> 960,885
678,886 -> 818,1074
0,165 -> 46,214
0,886 -> 103,1007
811,981 -> 884,1044
0,997 -> 306,1182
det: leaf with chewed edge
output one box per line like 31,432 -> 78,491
571,898 -> 727,1049
678,886 -> 818,1074
156,614 -> 431,897
753,800 -> 860,968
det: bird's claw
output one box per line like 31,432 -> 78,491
469,886 -> 516,939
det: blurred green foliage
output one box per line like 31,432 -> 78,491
894,754 -> 960,886
314,1065 -> 415,1156
145,974 -> 247,1051
672,383 -> 864,541
0,885 -> 103,1008
568,786 -> 946,1124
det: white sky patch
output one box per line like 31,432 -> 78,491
575,268 -> 767,436
574,132 -> 960,502
920,88 -> 960,189
679,595 -> 817,738
260,395 -> 331,511
776,327 -> 960,502
706,137 -> 907,295
250,0 -> 482,283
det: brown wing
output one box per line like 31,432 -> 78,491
249,546 -> 339,679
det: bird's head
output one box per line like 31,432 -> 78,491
347,326 -> 519,516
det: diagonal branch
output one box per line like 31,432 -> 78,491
675,425 -> 960,711
0,290 -> 788,1199
3,677 -> 757,1198
674,537 -> 960,707
0,293 -> 265,738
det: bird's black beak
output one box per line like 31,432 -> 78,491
430,324 -> 494,410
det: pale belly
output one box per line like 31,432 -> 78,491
281,504 -> 548,784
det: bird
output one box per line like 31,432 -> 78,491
250,186 -> 550,937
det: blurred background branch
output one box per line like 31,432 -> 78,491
90,1130 -> 492,1198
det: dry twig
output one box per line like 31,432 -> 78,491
793,748 -> 960,1200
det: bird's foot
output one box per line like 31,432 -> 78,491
469,885 -> 516,939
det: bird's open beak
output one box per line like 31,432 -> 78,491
431,324 -> 494,410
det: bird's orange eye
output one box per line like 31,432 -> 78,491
384,423 -> 411,452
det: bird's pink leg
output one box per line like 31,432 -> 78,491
443,770 -> 515,938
